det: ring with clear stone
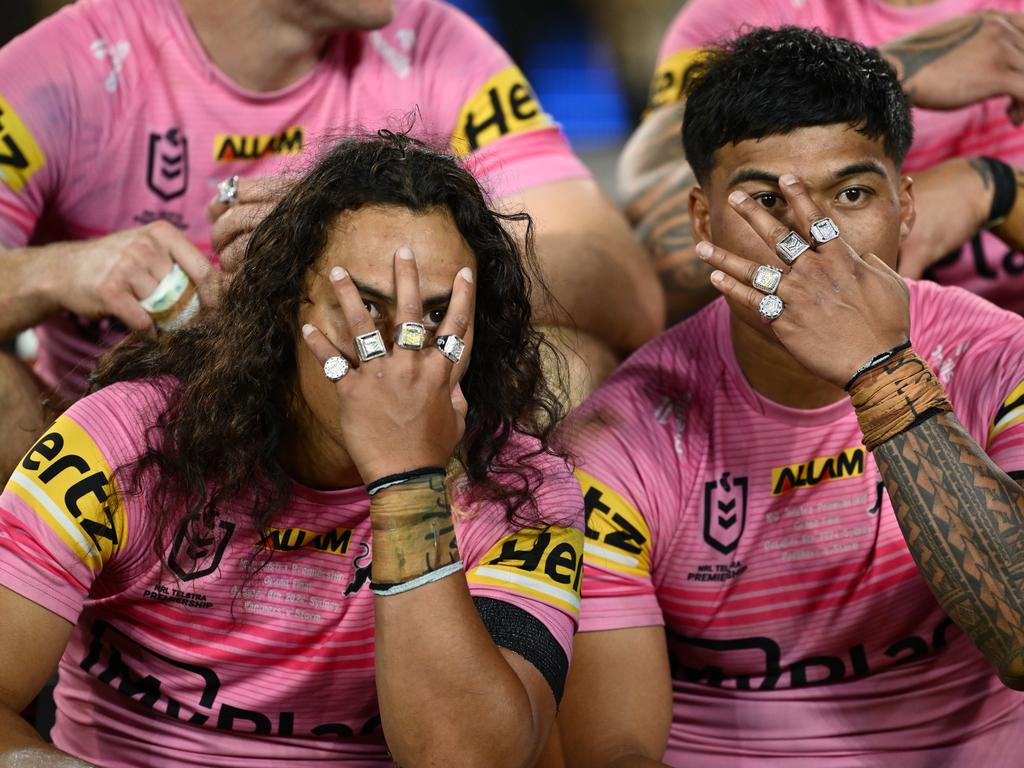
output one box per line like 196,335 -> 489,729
752,264 -> 783,295
776,230 -> 810,265
758,293 -> 785,322
323,355 -> 350,382
354,330 -> 387,362
216,175 -> 240,205
434,334 -> 465,364
809,217 -> 840,246
394,322 -> 427,350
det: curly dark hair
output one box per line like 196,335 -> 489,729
682,26 -> 913,184
91,131 -> 565,561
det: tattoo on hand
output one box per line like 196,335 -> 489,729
875,412 -> 1024,684
883,17 -> 984,85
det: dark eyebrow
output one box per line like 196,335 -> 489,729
351,279 -> 452,306
728,161 -> 889,189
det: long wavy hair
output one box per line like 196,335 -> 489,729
91,131 -> 565,561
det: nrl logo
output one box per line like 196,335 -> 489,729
703,472 -> 747,555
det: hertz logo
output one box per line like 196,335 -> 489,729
771,447 -> 865,496
450,66 -> 551,156
0,96 -> 45,192
647,48 -> 708,112
260,526 -> 352,557
214,126 -> 304,162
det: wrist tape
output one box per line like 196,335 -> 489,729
368,471 -> 460,588
849,346 -> 952,451
980,156 -> 1017,230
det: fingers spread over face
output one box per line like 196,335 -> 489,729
695,240 -> 769,290
726,190 -> 797,266
431,267 -> 474,369
391,246 -> 429,355
301,322 -> 353,385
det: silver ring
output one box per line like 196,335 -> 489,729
752,264 -> 783,295
394,322 -> 426,350
809,217 -> 840,246
354,330 -> 387,362
216,175 -> 240,205
776,231 -> 810,265
758,293 -> 784,322
323,355 -> 350,382
434,334 -> 465,364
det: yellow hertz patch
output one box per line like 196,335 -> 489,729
214,126 -> 304,162
8,415 -> 125,572
467,525 -> 583,615
647,48 -> 708,112
771,446 -> 865,496
0,96 -> 45,193
260,526 -> 353,557
576,469 -> 652,578
450,66 -> 552,156
990,380 -> 1024,445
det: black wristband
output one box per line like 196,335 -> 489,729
844,340 -> 913,392
980,156 -> 1017,230
365,466 -> 445,496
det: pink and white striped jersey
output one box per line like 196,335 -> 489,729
571,280 -> 1024,766
0,0 -> 588,402
652,0 -> 1024,315
0,379 -> 584,766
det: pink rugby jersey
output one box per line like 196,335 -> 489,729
0,0 -> 588,402
652,0 -> 1024,315
0,380 -> 584,766
572,279 -> 1024,766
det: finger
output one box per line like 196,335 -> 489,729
107,292 -> 156,334
708,268 -> 766,320
330,266 -> 380,365
211,203 -> 275,266
301,322 -> 355,385
125,268 -> 160,302
776,175 -> 847,255
726,190 -> 796,265
392,246 -> 424,354
431,267 -> 474,368
152,225 -> 216,303
695,240 -> 780,294
206,176 -> 293,223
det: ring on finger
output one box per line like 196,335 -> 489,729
435,334 -> 466,364
809,217 -> 840,246
775,231 -> 810,265
758,293 -> 785,322
216,175 -> 240,205
354,330 -> 387,362
752,264 -> 783,295
324,355 -> 351,382
394,322 -> 427,350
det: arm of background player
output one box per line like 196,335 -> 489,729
875,412 -> 1024,689
617,102 -> 712,324
0,585 -> 88,767
557,627 -> 672,768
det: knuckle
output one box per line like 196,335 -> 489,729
449,313 -> 470,332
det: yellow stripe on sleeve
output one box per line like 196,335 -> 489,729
576,469 -> 652,578
989,380 -> 1024,446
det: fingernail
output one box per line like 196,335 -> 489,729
779,174 -> 799,187
459,267 -> 474,284
301,323 -> 314,337
330,266 -> 347,282
710,270 -> 725,284
397,246 -> 414,261
728,191 -> 748,205
696,241 -> 714,259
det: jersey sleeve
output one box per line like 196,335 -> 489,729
413,1 -> 589,200
0,6 -> 113,246
647,0 -> 792,112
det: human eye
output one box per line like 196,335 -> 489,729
362,300 -> 382,321
837,186 -> 872,205
422,307 -> 447,329
752,191 -> 782,210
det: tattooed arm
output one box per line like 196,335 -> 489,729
617,103 -> 715,324
880,12 -> 1024,115
874,412 -> 1024,689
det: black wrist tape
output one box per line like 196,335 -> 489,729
981,156 -> 1017,229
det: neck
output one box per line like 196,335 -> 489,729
279,408 -> 364,491
730,315 -> 847,410
178,0 -> 331,91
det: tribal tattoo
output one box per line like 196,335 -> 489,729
874,412 -> 1024,687
622,103 -> 715,322
881,17 -> 984,88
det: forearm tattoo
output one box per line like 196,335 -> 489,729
624,103 -> 715,322
874,412 -> 1024,684
881,17 -> 984,89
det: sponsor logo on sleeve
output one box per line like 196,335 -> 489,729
8,416 -> 125,571
576,469 -> 652,578
990,380 -> 1024,445
770,447 -> 865,496
703,472 -> 747,555
0,96 -> 46,193
467,525 -> 583,615
647,48 -> 707,112
450,66 -> 552,156
213,127 -> 304,162
146,128 -> 189,201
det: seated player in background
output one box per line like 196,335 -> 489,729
0,133 -> 585,767
557,27 -> 1024,767
0,0 -> 664,482
622,0 -> 1024,322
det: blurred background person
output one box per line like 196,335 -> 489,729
621,0 -> 1024,323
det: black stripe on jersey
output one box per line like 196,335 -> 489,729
473,596 -> 569,705
995,390 -> 1024,425
1008,470 -> 1024,484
